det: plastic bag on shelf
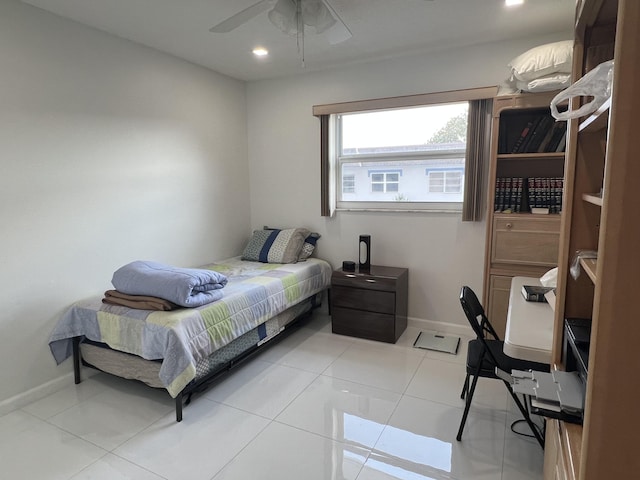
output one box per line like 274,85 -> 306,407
550,60 -> 614,121
570,250 -> 598,280
540,267 -> 558,288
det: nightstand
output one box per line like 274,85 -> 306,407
330,265 -> 408,343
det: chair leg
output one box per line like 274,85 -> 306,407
456,371 -> 480,441
460,373 -> 470,400
505,382 -> 545,449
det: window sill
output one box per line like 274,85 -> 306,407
335,207 -> 462,214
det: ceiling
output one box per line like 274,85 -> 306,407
21,0 -> 576,82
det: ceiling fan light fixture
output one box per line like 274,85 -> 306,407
268,0 -> 298,36
302,0 -> 336,33
268,0 -> 337,36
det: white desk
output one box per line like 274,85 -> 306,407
505,276 -> 554,364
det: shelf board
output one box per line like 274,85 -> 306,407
579,257 -> 598,284
582,193 -> 603,206
579,97 -> 611,133
497,152 -> 565,160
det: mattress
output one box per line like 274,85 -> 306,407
80,294 -> 319,389
50,257 -> 332,396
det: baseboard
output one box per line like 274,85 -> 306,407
408,316 -> 474,338
0,370 -> 96,417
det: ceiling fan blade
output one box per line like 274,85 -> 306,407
209,0 -> 273,33
322,0 -> 352,45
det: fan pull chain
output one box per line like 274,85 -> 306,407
296,0 -> 305,68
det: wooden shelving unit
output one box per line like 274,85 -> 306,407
581,193 -> 602,206
578,258 -> 597,284
482,92 -> 564,337
544,1 -> 640,479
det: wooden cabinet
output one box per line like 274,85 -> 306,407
483,93 -> 565,336
492,214 -> 561,266
486,275 -> 511,338
543,1 -> 640,479
330,266 -> 408,343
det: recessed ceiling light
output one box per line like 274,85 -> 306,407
252,47 -> 269,57
505,0 -> 525,6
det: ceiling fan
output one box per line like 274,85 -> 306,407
209,0 -> 353,45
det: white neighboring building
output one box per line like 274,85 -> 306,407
340,143 -> 466,204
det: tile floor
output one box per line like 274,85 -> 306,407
1,310 -> 545,480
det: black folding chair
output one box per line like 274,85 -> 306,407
457,286 -> 549,448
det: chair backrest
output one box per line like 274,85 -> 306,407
459,286 -> 501,341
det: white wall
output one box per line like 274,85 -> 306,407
246,32 -> 570,329
0,1 -> 250,404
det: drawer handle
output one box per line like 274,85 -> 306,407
365,279 -> 377,283
506,223 -> 513,229
345,274 -> 357,278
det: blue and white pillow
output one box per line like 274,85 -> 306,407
298,232 -> 321,261
242,228 -> 310,264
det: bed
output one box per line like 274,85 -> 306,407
49,255 -> 332,421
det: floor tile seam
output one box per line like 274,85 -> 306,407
74,406 -> 171,453
195,396 -> 277,422
400,391 -> 512,426
17,409 -> 114,475
256,356 -> 326,376
359,441 -> 467,480
263,369 -> 321,419
317,337 -> 359,376
34,410 -> 118,453
424,351 -> 467,366
272,379 -> 403,449
61,451 -> 112,480
340,333 -> 426,354
21,379 -> 109,421
270,418 -> 376,456
400,391 -> 467,413
205,415 -> 274,480
397,354 -> 429,398
257,355 -> 336,376
316,372 -> 408,396
73,451 -> 170,480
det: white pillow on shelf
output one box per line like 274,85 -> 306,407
509,40 -> 574,82
517,73 -> 572,93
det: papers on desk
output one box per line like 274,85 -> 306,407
510,368 -> 585,424
521,285 -> 554,302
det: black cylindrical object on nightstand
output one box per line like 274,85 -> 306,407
359,235 -> 371,271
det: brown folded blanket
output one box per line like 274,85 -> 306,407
102,289 -> 180,311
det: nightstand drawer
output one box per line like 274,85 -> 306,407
331,306 -> 396,343
331,272 -> 398,292
331,285 -> 395,314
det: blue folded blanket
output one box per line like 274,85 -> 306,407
111,261 -> 228,308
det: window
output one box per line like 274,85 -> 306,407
335,102 -> 468,211
342,174 -> 355,193
314,87 -> 496,218
427,169 -> 463,194
370,171 -> 400,193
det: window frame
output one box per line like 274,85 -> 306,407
426,168 -> 465,194
334,104 -> 468,212
314,86 -> 496,217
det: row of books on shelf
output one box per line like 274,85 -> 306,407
500,115 -> 567,154
494,177 -> 563,214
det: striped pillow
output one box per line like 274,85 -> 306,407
298,232 -> 321,261
242,228 -> 310,264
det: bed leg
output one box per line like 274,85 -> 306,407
72,336 -> 81,384
175,393 -> 183,422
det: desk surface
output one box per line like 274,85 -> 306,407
505,276 -> 554,364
